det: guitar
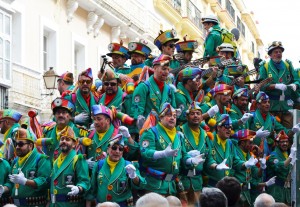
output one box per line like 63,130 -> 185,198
247,77 -> 273,96
229,69 -> 257,86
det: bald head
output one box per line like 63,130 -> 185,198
254,193 -> 275,207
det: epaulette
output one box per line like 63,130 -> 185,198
285,59 -> 292,64
42,121 -> 56,130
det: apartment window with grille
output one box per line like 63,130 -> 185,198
258,52 -> 261,59
218,0 -> 222,5
0,85 -> 8,109
187,1 -> 202,30
0,9 -> 12,81
225,0 -> 235,21
241,23 -> 245,37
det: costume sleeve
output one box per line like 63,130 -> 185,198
139,129 -> 157,160
75,155 -> 90,192
33,155 -> 51,191
131,83 -> 148,119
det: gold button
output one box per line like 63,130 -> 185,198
107,185 -> 113,190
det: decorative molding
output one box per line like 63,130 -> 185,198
111,26 -> 121,42
66,0 -> 78,23
93,17 -> 104,38
87,11 -> 98,34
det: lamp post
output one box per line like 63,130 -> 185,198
42,67 -> 59,96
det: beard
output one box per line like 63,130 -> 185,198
60,143 -> 72,153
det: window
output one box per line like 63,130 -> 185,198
237,16 -> 245,38
43,27 -> 57,72
74,41 -> 85,79
225,0 -> 235,21
187,1 -> 202,30
0,9 -> 11,81
168,0 -> 182,14
0,85 -> 8,109
251,41 -> 255,54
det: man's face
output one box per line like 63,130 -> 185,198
59,136 -> 75,153
270,48 -> 283,63
162,40 -> 176,56
234,96 -> 249,111
216,93 -> 231,106
183,51 -> 193,62
15,140 -> 32,157
93,114 -> 111,133
131,53 -> 145,65
187,79 -> 200,92
108,144 -> 124,162
203,22 -> 213,31
54,108 -> 71,126
103,79 -> 118,95
258,99 -> 270,114
186,110 -> 203,126
0,119 -> 8,134
160,112 -> 177,129
219,51 -> 233,59
57,79 -> 64,95
278,139 -> 289,152
240,140 -> 253,153
217,125 -> 232,139
111,54 -> 127,69
78,76 -> 92,95
154,65 -> 170,82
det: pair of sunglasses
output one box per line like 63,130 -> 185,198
111,145 -> 124,151
78,79 -> 92,85
103,82 -> 117,87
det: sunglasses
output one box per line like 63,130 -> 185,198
165,43 -> 175,48
104,82 -> 117,87
14,141 -> 30,147
221,125 -> 232,129
78,79 -> 92,85
111,145 -> 124,151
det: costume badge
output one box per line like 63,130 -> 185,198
160,137 -> 165,143
64,174 -> 74,185
273,159 -> 279,164
268,74 -> 272,78
27,170 -> 36,179
211,149 -> 216,155
134,95 -> 140,103
142,140 -> 149,148
255,123 -> 261,129
225,170 -> 229,176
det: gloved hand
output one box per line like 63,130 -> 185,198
186,154 -> 205,166
67,185 -> 80,195
259,154 -> 267,170
119,126 -> 130,138
275,83 -> 287,91
187,150 -> 200,157
207,105 -> 219,117
256,127 -> 270,139
288,83 -> 297,91
265,176 -> 276,187
74,112 -> 89,125
153,143 -> 178,159
86,157 -> 95,170
125,164 -> 137,179
216,159 -> 230,170
289,143 -> 297,159
0,185 -> 4,198
136,115 -> 145,130
241,113 -> 253,124
244,156 -> 258,168
292,123 -> 300,134
9,171 -> 27,186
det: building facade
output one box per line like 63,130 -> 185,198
0,0 -> 263,122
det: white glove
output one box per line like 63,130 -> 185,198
125,164 -> 137,179
9,171 -> 27,186
207,105 -> 219,117
169,84 -> 177,93
136,115 -> 146,130
275,83 -> 287,91
119,126 -> 130,138
265,176 -> 276,187
288,83 -> 297,91
244,156 -> 258,168
289,143 -> 297,159
186,154 -> 205,166
216,159 -> 230,170
187,150 -> 200,157
259,154 -> 267,170
241,113 -> 253,124
292,123 -> 300,134
256,127 -> 270,139
86,157 -> 95,170
67,185 -> 80,195
153,143 -> 178,159
74,112 -> 89,125
0,185 -> 4,198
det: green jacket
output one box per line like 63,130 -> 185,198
229,104 -> 249,130
115,65 -> 132,75
9,148 -> 51,206
204,133 -> 244,185
131,75 -> 176,119
175,82 -> 193,123
139,124 -> 190,195
99,87 -> 125,111
50,150 -> 90,207
0,158 -> 11,200
203,25 -> 222,57
179,123 -> 216,191
259,59 -> 300,111
267,147 -> 291,204
0,123 -> 20,159
87,158 -> 146,205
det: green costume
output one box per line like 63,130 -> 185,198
267,147 -> 291,205
175,82 -> 193,124
204,133 -> 244,186
0,158 -> 11,205
87,158 -> 146,206
260,59 -> 300,111
139,124 -> 190,195
115,65 -> 132,75
8,148 -> 51,207
229,104 -> 249,130
50,150 -> 90,207
201,99 -> 226,125
131,75 -> 177,119
0,123 -> 20,159
179,123 -> 216,191
203,24 -> 222,57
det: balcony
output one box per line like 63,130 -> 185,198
153,0 -> 182,23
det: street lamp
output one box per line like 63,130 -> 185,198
42,67 -> 59,96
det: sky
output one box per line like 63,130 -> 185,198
244,0 -> 300,68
